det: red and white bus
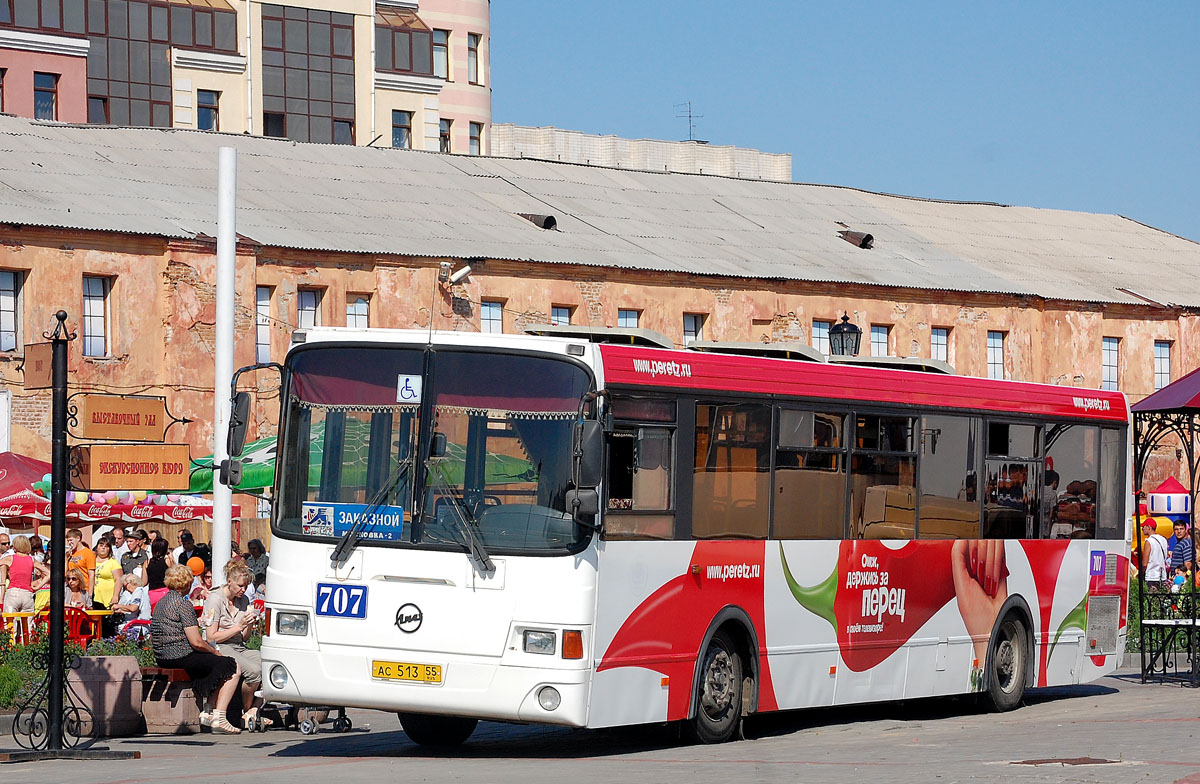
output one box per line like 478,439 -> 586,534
251,327 -> 1129,745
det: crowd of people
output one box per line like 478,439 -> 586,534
0,525 -> 270,734
1140,517 -> 1196,591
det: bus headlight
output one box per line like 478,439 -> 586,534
537,686 -> 561,711
276,612 -> 309,636
523,630 -> 556,655
269,665 -> 289,690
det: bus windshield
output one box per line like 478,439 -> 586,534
275,345 -> 594,554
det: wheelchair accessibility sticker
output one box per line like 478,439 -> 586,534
397,374 -> 422,403
302,502 -> 405,541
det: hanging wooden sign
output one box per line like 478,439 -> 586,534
75,394 -> 168,442
23,343 -> 53,390
71,444 -> 191,491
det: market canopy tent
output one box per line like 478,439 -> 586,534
1130,366 -> 1200,687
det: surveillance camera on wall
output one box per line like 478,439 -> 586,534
447,265 -> 472,285
438,261 -> 452,281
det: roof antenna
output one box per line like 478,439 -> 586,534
674,101 -> 704,142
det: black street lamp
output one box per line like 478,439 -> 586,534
828,314 -> 862,356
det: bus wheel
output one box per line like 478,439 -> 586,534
397,713 -> 478,746
987,615 -> 1028,712
689,629 -> 743,744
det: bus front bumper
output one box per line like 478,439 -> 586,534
261,646 -> 591,727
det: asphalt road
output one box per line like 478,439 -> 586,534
3,668 -> 1200,783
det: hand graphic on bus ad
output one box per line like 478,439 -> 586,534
952,539 -> 1009,662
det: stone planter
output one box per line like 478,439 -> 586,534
66,655 -> 145,737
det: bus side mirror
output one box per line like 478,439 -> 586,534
227,392 -> 251,458
574,420 -> 603,488
566,488 -> 599,518
430,431 -> 447,458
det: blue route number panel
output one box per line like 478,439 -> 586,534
316,582 -> 368,618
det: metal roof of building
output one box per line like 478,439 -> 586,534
0,114 -> 1197,307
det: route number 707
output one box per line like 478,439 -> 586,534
315,583 -> 368,618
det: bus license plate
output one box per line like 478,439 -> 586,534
371,660 -> 443,684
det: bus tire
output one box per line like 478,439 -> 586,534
688,629 -> 743,744
987,614 -> 1028,712
397,713 -> 478,746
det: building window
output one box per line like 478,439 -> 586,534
480,300 -> 503,333
374,7 -> 433,77
261,4 -> 355,144
87,96 -> 108,124
263,112 -> 285,138
392,110 -> 412,149
1154,340 -> 1172,391
34,72 -> 58,120
812,319 -> 831,355
931,327 -> 949,363
346,295 -> 369,328
550,306 -> 572,326
197,90 -> 219,131
987,331 -> 1006,380
870,325 -> 889,357
439,119 -> 452,153
81,0 -> 235,129
254,287 -> 271,363
469,122 -> 482,156
1101,336 -> 1119,391
433,29 -> 449,79
467,33 -> 480,84
0,271 -> 21,352
618,309 -> 640,328
82,276 -> 110,357
683,313 -> 705,345
297,288 -> 322,330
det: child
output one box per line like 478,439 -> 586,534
1171,566 -> 1187,594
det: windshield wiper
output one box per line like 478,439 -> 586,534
330,456 -> 412,568
427,460 -> 495,573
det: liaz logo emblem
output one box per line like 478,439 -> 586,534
395,603 -> 423,633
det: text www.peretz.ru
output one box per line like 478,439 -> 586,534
706,563 -> 761,581
631,358 -> 693,379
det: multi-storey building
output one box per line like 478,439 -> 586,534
0,0 -> 490,152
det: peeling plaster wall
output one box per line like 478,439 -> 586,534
3,227 -> 1200,487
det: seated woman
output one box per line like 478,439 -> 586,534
111,572 -> 152,635
202,561 -> 267,728
150,564 -> 242,734
65,567 -> 91,609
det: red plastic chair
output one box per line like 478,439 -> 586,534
62,606 -> 99,646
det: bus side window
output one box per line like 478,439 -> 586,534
774,410 -> 846,539
1043,423 -> 1099,540
918,415 -> 981,539
605,426 -> 675,540
693,402 -> 772,540
1096,427 -> 1124,540
851,414 -> 916,540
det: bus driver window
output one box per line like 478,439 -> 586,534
605,397 -> 676,540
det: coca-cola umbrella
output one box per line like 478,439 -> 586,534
0,451 -> 237,525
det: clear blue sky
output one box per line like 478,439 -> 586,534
493,2 -> 1200,241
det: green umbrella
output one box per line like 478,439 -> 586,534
191,420 -> 536,493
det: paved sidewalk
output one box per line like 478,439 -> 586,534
1,668 -> 1199,783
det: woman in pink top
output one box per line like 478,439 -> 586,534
1,535 -> 51,612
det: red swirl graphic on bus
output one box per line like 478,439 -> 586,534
598,541 -> 778,721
